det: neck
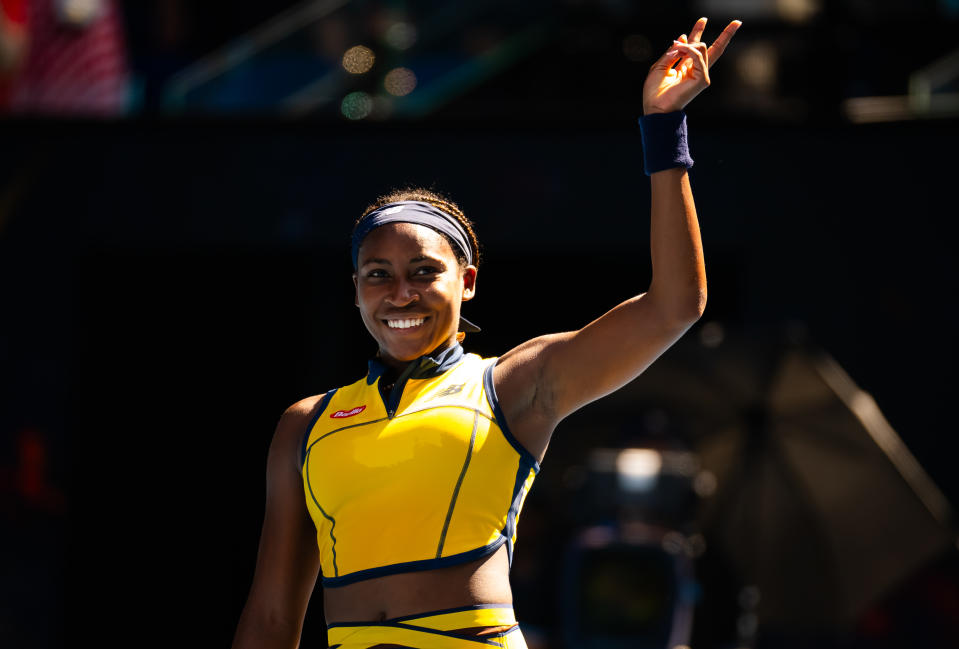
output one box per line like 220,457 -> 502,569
377,338 -> 457,373
367,340 -> 465,388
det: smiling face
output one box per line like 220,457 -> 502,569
354,222 -> 477,369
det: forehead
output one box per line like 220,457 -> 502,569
358,222 -> 456,261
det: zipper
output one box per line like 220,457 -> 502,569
382,358 -> 422,418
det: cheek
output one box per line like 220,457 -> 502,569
434,278 -> 464,303
355,290 -> 378,320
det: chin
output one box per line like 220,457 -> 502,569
378,339 -> 430,362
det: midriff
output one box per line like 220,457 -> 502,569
322,543 -> 512,626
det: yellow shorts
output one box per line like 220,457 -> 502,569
326,605 -> 528,649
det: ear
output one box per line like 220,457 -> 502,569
461,266 -> 477,301
352,274 -> 359,307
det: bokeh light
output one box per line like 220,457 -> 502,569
384,67 -> 417,97
385,22 -> 418,50
777,0 -> 821,23
698,321 -> 725,348
736,42 -> 777,92
61,0 -> 101,26
341,91 -> 373,120
341,45 -> 375,74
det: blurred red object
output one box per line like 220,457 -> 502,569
17,428 -> 62,510
2,0 -> 129,115
1,428 -> 65,514
0,0 -> 28,104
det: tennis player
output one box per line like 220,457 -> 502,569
233,16 -> 741,649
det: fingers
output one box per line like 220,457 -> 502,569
674,33 -> 688,71
649,43 -> 683,72
651,18 -> 740,74
671,41 -> 709,81
688,17 -> 707,44
706,20 -> 742,67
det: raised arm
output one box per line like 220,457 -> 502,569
232,397 -> 323,649
495,18 -> 741,461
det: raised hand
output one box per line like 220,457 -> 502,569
642,17 -> 741,115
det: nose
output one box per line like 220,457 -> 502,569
385,276 -> 419,308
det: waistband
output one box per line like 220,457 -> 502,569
327,604 -> 521,648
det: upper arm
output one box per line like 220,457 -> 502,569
494,293 -> 699,459
233,396 -> 324,647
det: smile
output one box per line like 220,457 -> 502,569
385,317 -> 426,329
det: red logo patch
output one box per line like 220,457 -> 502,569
330,405 -> 366,419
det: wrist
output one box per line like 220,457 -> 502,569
642,104 -> 670,116
638,111 -> 694,176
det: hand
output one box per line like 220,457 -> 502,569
642,17 -> 741,115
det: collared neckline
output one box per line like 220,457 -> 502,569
366,343 -> 465,386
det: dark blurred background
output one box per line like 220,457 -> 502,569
2,1 -> 958,648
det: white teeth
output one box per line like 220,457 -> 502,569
387,317 -> 424,329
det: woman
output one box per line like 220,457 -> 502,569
233,16 -> 741,649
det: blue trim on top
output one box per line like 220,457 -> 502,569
437,411 -> 480,558
304,450 -> 340,577
502,453 -> 536,567
382,356 -> 422,417
482,359 -> 540,470
367,343 -> 466,385
321,536 -> 506,588
300,390 -> 341,577
412,343 -> 466,379
366,357 -> 386,386
369,343 -> 467,417
299,389 -> 337,470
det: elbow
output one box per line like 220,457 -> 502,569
233,600 -> 303,649
662,287 -> 707,330
644,282 -> 707,331
692,287 -> 708,320
680,289 -> 707,326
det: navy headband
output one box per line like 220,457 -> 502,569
351,201 -> 474,270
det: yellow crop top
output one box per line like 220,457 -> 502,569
300,344 -> 539,587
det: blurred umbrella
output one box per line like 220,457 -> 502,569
622,324 -> 959,633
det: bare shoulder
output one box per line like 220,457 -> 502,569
270,393 -> 330,460
282,394 -> 329,424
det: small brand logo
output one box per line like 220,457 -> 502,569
429,383 -> 465,400
331,405 -> 366,418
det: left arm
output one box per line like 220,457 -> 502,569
495,18 -> 741,460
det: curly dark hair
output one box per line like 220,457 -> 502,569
354,187 -> 481,269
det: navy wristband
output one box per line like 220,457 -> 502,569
638,111 -> 694,176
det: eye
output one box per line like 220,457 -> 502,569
366,268 -> 390,279
413,265 -> 441,276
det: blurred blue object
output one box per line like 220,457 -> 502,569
162,0 -> 555,117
